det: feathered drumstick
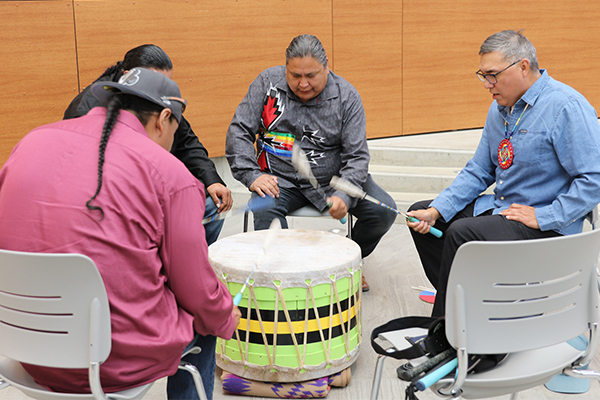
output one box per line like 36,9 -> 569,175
232,218 -> 281,306
201,196 -> 275,225
291,145 -> 346,224
330,176 -> 443,238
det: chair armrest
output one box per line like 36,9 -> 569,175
437,347 -> 468,397
576,323 -> 598,368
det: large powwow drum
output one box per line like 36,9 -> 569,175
209,229 -> 362,382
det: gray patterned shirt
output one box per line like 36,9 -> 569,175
226,65 -> 370,210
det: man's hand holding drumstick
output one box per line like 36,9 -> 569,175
327,195 -> 348,220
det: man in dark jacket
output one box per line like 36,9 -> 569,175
65,44 -> 232,245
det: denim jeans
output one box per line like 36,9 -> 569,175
252,175 -> 396,258
166,334 -> 217,400
203,196 -> 224,246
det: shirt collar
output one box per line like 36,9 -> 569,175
498,69 -> 548,113
88,107 -> 149,137
520,69 -> 548,106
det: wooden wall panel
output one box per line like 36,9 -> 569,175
72,0 -> 333,157
3,0 -> 600,167
0,0 -> 78,166
333,0 -> 403,139
402,0 -> 600,135
519,3 -> 600,110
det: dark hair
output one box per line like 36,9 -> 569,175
93,44 -> 173,83
86,93 -> 173,219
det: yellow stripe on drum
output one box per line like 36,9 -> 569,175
238,303 -> 358,335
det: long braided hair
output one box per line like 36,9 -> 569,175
86,93 -> 171,219
93,44 -> 173,84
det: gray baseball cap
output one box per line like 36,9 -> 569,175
91,67 -> 187,123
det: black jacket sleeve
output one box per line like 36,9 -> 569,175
170,117 -> 225,188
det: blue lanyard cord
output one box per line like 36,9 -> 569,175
504,103 -> 529,140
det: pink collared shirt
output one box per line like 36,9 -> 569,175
0,108 -> 236,392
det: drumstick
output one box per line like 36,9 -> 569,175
232,219 -> 281,306
201,196 -> 275,225
397,347 -> 454,381
415,357 -> 458,391
291,145 -> 347,224
329,176 -> 443,238
202,210 -> 231,225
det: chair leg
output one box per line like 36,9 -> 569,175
370,354 -> 387,400
564,367 -> 600,382
347,214 -> 353,238
178,362 -> 208,400
243,209 -> 250,233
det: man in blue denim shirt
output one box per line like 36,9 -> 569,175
407,30 -> 600,317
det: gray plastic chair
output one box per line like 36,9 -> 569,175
371,228 -> 600,400
0,249 -> 207,400
243,203 -> 353,237
586,206 -> 598,230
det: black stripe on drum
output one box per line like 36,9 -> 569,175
238,293 -> 357,323
235,315 -> 358,346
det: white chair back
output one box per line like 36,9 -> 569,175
0,250 -> 111,368
446,229 -> 600,355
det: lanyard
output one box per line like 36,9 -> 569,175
504,103 -> 529,140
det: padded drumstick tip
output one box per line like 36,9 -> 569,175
291,145 -> 313,181
262,219 -> 281,253
330,176 -> 443,238
330,176 -> 367,199
233,219 -> 282,306
292,146 -> 347,224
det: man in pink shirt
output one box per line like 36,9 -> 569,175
0,68 -> 240,399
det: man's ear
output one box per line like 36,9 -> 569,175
519,59 -> 531,77
155,108 -> 173,136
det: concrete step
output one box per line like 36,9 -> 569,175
369,164 -> 460,194
385,191 -> 439,213
369,146 -> 473,168
367,147 -> 470,223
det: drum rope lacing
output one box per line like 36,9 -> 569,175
219,266 -> 362,372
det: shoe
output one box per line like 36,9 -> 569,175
362,275 -> 370,292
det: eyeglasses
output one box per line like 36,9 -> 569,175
476,60 -> 521,84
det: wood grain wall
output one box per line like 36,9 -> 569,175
1,1 -> 78,165
2,0 -> 599,167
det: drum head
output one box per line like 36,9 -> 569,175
209,229 -> 361,288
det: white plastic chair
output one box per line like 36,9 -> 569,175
243,203 -> 353,237
371,228 -> 600,400
0,249 -> 207,400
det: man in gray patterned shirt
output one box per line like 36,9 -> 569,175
226,34 -> 396,291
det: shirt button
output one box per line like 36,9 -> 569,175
499,180 -> 504,185
501,196 -> 505,200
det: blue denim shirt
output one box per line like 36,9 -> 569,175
431,70 -> 600,235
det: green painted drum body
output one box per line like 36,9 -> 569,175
209,229 -> 362,382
